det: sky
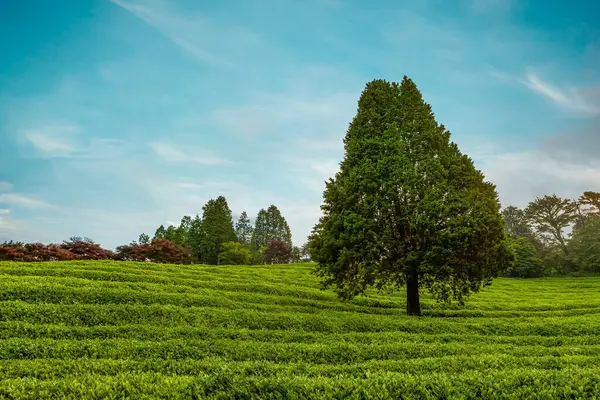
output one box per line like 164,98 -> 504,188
0,0 -> 599,249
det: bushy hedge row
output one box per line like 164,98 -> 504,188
0,238 -> 191,264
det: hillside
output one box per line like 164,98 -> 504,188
1,260 -> 600,399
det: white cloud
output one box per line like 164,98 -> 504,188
523,72 -> 600,116
0,209 -> 10,215
149,141 -> 232,165
108,0 -> 259,69
20,124 -> 80,157
18,123 -> 126,160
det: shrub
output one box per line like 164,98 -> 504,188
0,242 -> 77,262
135,238 -> 192,264
219,242 -> 251,265
60,237 -> 113,260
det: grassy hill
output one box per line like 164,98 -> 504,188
1,260 -> 600,399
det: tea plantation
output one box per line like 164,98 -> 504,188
1,260 -> 599,399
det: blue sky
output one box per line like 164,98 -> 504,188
1,0 -> 599,249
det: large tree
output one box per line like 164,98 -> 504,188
235,211 -> 254,246
199,196 -> 237,265
308,77 -> 512,316
524,195 -> 577,257
251,205 -> 292,250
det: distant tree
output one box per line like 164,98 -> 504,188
504,236 -> 543,278
140,238 -> 192,264
251,245 -> 267,265
187,215 -> 204,263
251,205 -> 292,250
579,191 -> 600,215
568,215 -> 600,273
218,241 -> 252,265
264,240 -> 292,264
113,243 -> 146,262
291,246 -> 302,263
199,196 -> 237,265
308,77 -> 512,316
524,195 -> 578,257
299,243 -> 311,262
502,206 -> 534,238
61,237 -> 113,260
0,242 -> 76,262
235,211 -> 254,246
138,233 -> 151,246
154,225 -> 167,240
251,209 -> 269,250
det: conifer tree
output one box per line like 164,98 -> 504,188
199,196 -> 236,265
308,77 -> 512,316
235,211 -> 254,246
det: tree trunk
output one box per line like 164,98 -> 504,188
406,270 -> 421,316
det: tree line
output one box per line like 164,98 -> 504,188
0,196 -> 311,265
502,191 -> 600,277
129,196 -> 309,265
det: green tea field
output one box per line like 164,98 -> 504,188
1,261 -> 600,399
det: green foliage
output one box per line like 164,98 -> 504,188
218,241 -> 251,265
569,215 -> 600,273
308,77 -> 511,315
579,191 -> 600,215
235,211 -> 254,246
1,260 -> 600,398
137,233 -> 150,246
504,236 -> 542,278
199,196 -> 237,265
251,205 -> 292,250
153,225 -> 167,240
525,195 -> 578,257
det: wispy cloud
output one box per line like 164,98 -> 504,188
108,0 -> 260,69
523,72 -> 600,115
149,141 -> 232,165
0,193 -> 50,209
20,124 -> 79,157
18,123 -> 126,159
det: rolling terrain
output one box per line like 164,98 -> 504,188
1,260 -> 599,399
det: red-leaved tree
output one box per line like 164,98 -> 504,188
61,237 -> 113,260
264,240 -> 292,264
113,239 -> 192,264
0,242 -> 77,261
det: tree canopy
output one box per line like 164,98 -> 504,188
199,196 -> 237,265
307,77 -> 512,316
251,205 -> 292,250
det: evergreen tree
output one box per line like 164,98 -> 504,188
187,215 -> 204,263
251,205 -> 292,249
199,196 -> 237,265
154,225 -> 167,240
235,211 -> 254,246
308,77 -> 512,316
